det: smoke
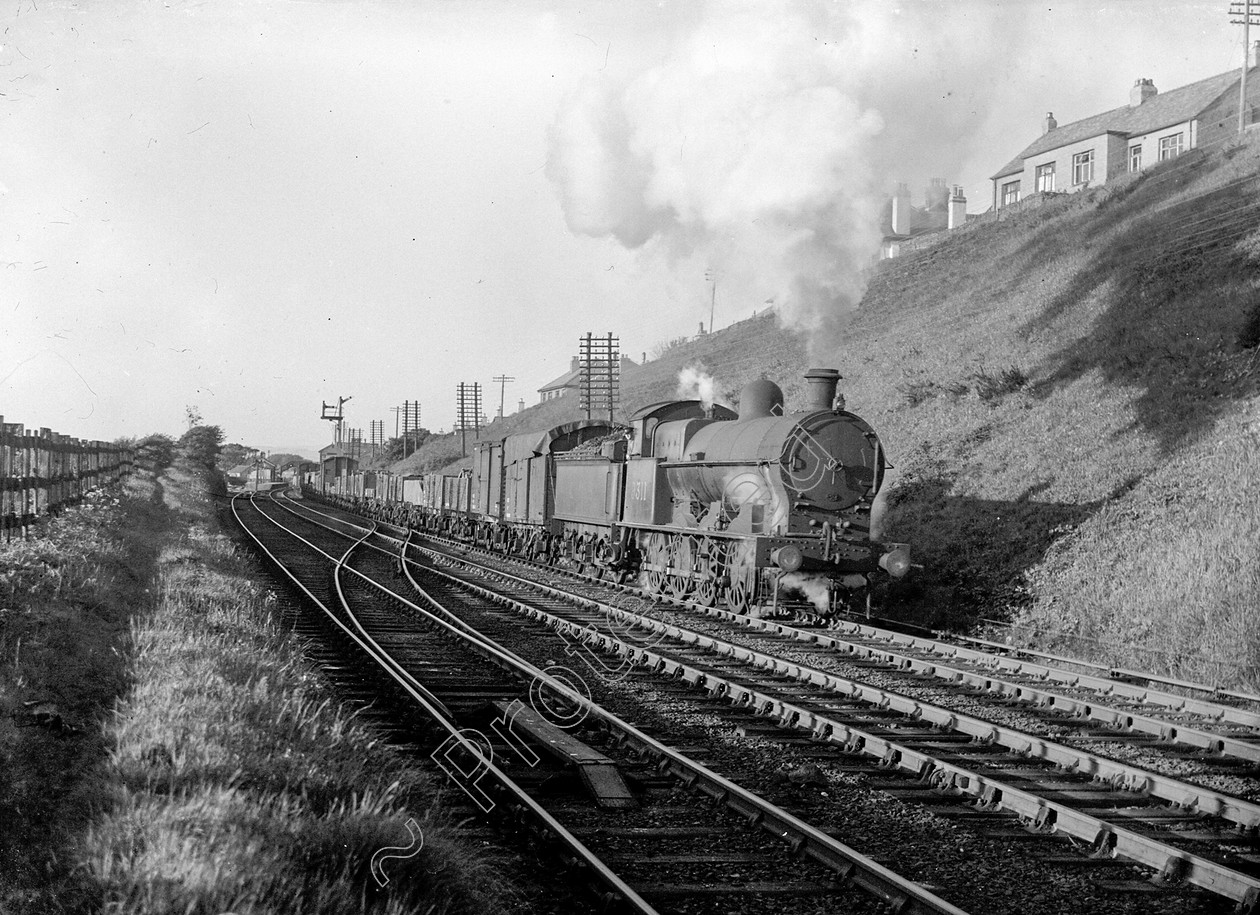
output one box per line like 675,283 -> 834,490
675,365 -> 724,409
780,572 -> 831,615
546,1 -> 1028,354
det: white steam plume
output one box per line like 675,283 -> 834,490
780,572 -> 832,615
547,1 -> 1028,354
675,365 -> 724,410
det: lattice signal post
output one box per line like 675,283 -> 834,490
579,332 -> 620,423
455,382 -> 482,456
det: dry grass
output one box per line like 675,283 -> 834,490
0,464 -> 515,913
0,477 -> 164,913
81,468 -> 515,914
1018,411 -> 1260,690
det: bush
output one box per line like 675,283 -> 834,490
970,365 -> 1030,402
897,378 -> 970,408
1240,300 -> 1260,349
178,425 -> 224,471
898,380 -> 939,408
135,434 -> 176,471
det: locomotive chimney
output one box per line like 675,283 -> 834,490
803,367 -> 842,411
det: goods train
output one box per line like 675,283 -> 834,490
319,368 -> 911,615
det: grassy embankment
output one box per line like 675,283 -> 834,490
393,133 -> 1260,690
0,480 -> 163,913
1,456 -> 512,913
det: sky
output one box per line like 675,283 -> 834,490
0,0 -> 1245,455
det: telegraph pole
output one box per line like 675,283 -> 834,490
578,332 -> 620,424
704,268 -> 716,335
392,402 -> 420,458
492,374 -> 515,419
404,401 -> 421,458
1232,0 -> 1259,134
455,383 -> 482,456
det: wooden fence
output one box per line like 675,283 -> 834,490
0,416 -> 133,540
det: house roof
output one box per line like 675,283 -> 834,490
991,67 -> 1244,180
538,356 -> 639,394
229,457 -> 277,474
319,443 -> 358,459
538,367 -> 581,394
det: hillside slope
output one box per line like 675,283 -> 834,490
394,135 -> 1260,689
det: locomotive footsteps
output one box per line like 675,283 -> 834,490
369,817 -> 425,888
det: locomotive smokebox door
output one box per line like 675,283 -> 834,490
780,415 -> 882,514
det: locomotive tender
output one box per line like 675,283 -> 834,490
406,368 -> 910,615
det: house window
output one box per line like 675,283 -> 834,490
1129,144 -> 1142,172
1158,132 -> 1184,161
1001,180 -> 1020,206
1072,150 -> 1094,185
1035,163 -> 1055,193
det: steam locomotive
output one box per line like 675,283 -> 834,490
394,368 -> 910,616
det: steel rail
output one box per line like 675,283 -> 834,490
392,551 -> 972,914
266,495 -> 972,915
404,541 -> 1260,911
701,616 -> 1260,759
284,496 -> 1260,768
232,494 -> 662,915
954,628 -> 1260,709
803,628 -> 1260,760
236,495 -> 451,719
421,509 -> 1260,731
411,541 -> 1260,828
326,492 -> 1260,728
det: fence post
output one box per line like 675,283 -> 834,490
19,427 -> 32,538
0,421 -> 134,539
0,417 -> 8,542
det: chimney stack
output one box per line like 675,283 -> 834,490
1253,39 -> 1259,68
1130,78 -> 1157,107
948,185 -> 967,230
924,177 -> 948,211
803,368 -> 842,412
890,182 -> 912,235
1043,112 -> 1057,134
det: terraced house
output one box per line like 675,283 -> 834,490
991,47 -> 1260,211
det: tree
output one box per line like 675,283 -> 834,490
382,429 -> 432,463
135,433 -> 176,471
218,442 -> 252,470
185,405 -> 204,430
179,424 -> 224,471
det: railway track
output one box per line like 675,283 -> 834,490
233,491 -> 969,915
281,490 -> 1260,914
265,494 -> 1260,915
